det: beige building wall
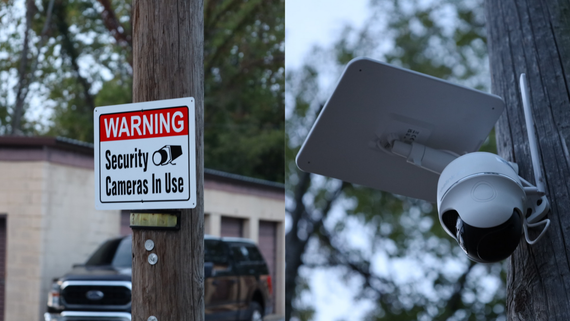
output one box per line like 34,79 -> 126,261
205,189 -> 283,228
0,161 -> 45,321
0,156 -> 121,320
39,162 -> 121,319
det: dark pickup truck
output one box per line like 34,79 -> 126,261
44,235 -> 273,321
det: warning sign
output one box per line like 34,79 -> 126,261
94,97 -> 196,210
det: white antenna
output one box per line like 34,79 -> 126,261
519,74 -> 550,244
520,73 -> 546,194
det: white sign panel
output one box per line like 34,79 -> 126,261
94,97 -> 196,210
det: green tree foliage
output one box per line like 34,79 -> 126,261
203,0 -> 284,182
286,0 -> 504,320
44,0 -> 132,142
0,0 -> 284,182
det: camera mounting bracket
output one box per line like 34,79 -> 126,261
519,73 -> 551,243
520,180 -> 550,244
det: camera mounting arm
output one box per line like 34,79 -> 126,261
390,140 -> 457,175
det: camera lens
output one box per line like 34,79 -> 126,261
153,148 -> 169,166
455,209 -> 523,263
477,211 -> 523,262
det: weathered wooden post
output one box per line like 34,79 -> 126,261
485,0 -> 570,319
131,0 -> 204,320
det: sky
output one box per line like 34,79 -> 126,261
285,1 -> 374,320
285,0 -> 370,70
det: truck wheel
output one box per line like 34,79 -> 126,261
249,301 -> 263,321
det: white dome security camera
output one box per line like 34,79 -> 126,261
388,75 -> 551,263
295,57 -> 551,263
434,74 -> 552,263
437,152 -> 526,263
389,141 -> 550,263
382,73 -> 551,263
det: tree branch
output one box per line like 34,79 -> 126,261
96,0 -> 132,68
54,2 -> 95,110
315,223 -> 392,299
204,0 -> 243,37
97,0 -> 131,48
223,54 -> 284,91
285,173 -> 347,320
204,0 -> 263,73
12,0 -> 56,134
285,171 -> 311,321
433,261 -> 476,321
11,0 -> 36,135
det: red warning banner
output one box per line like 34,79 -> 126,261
99,106 -> 189,142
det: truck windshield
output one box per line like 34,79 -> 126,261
85,237 -> 132,267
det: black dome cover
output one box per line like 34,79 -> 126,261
454,210 -> 523,263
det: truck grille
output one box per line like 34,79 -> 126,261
62,284 -> 131,306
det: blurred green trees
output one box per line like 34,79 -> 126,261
0,0 -> 284,182
286,0 -> 505,320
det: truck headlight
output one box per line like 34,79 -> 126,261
47,281 -> 63,311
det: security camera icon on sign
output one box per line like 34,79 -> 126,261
153,145 -> 183,166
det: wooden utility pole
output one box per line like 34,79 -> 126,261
485,0 -> 570,319
131,0 -> 204,320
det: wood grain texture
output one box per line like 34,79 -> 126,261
485,0 -> 570,320
131,0 -> 204,320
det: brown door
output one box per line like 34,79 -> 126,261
221,217 -> 243,237
258,220 -> 276,309
120,210 -> 131,236
0,215 -> 6,321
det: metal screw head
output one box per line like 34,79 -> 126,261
148,316 -> 158,321
144,239 -> 155,251
148,253 -> 158,265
